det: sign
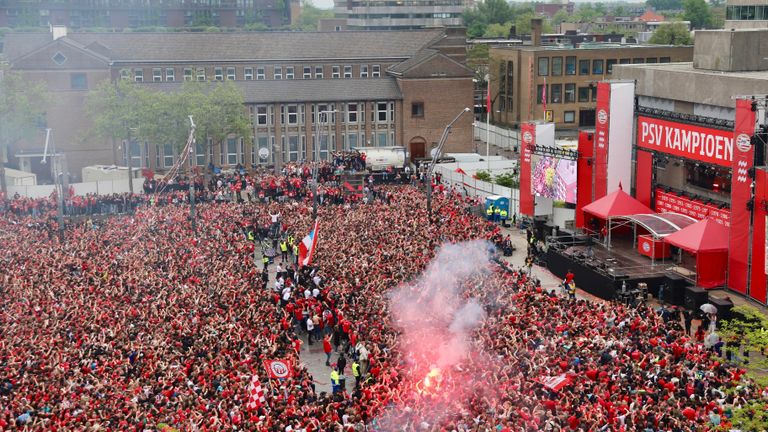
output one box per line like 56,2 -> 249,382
655,188 -> 731,227
544,110 -> 553,122
519,123 -> 536,216
594,82 -> 611,199
263,359 -> 293,379
258,147 -> 270,159
637,116 -> 734,167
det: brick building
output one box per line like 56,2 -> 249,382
489,23 -> 693,131
4,27 -> 473,181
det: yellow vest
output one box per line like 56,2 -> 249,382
486,207 -> 493,215
494,208 -> 500,214
330,370 -> 340,385
351,363 -> 360,377
280,241 -> 288,252
500,210 -> 508,218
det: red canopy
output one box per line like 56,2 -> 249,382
582,189 -> 654,220
664,218 -> 729,253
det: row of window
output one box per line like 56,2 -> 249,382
536,83 -> 598,104
250,102 -> 396,126
537,56 -> 672,77
726,5 -> 768,20
122,64 -> 384,82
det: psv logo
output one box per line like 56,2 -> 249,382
736,133 -> 751,152
642,242 -> 651,253
523,131 -> 533,144
269,361 -> 290,378
597,109 -> 608,125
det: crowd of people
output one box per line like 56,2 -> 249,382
0,165 -> 765,431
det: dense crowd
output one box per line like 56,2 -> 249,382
0,168 -> 765,431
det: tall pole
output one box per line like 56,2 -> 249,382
43,129 -> 65,243
188,116 -> 197,235
485,73 -> 491,172
426,107 -> 471,217
126,127 -> 134,195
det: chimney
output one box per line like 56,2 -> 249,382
509,25 -> 517,39
50,25 -> 67,40
531,18 -> 543,47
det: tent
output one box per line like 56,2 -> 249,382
582,189 -> 654,219
664,218 -> 729,288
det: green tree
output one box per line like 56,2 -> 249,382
495,172 -> 519,188
551,9 -> 570,26
475,170 -> 492,181
683,0 -> 714,28
648,22 -> 692,44
0,67 -> 48,193
292,0 -> 334,31
484,22 -> 513,38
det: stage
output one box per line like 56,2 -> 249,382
545,234 -> 694,303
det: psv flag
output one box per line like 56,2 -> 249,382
538,374 -> 572,391
246,375 -> 267,410
263,359 -> 294,379
298,220 -> 319,267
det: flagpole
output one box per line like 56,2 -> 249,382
486,74 -> 491,172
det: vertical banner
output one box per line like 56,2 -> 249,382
606,82 -> 634,194
519,122 -> 536,217
594,82 -> 611,200
576,130 -> 595,229
750,168 -> 768,304
635,150 -> 653,208
728,98 -> 756,295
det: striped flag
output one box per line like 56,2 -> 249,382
542,77 -> 547,114
246,375 -> 266,410
486,83 -> 491,113
298,219 -> 319,267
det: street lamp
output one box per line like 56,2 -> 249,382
187,115 -> 197,234
41,128 -> 65,242
426,107 -> 471,217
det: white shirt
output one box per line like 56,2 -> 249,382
304,289 -> 312,299
306,317 -> 314,331
282,287 -> 291,301
312,288 -> 320,298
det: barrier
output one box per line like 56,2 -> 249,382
8,178 -> 146,198
434,165 -> 520,215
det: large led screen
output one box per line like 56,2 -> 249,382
531,155 -> 577,203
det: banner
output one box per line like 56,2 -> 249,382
606,82 -> 634,195
637,116 -> 734,167
750,168 -> 768,304
298,220 -> 319,267
538,374 -> 572,392
594,82 -> 610,199
655,188 -> 730,227
519,122 -> 535,216
246,375 -> 267,410
635,150 -> 653,207
575,131 -> 594,229
264,359 -> 294,379
728,99 -> 756,295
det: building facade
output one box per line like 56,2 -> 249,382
333,0 -> 472,30
489,39 -> 693,131
0,0 -> 297,30
4,28 -> 473,181
726,0 -> 768,29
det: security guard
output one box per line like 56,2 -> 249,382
486,204 -> 494,221
493,206 -> 501,223
292,243 -> 299,264
351,360 -> 360,389
499,208 -> 508,225
262,255 -> 270,270
247,229 -> 255,242
330,369 -> 341,393
279,239 -> 289,263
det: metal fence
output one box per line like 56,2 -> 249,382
8,178 -> 146,199
435,165 -> 520,215
473,122 -> 521,152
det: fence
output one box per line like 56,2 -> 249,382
473,122 -> 521,152
8,178 -> 145,199
435,164 -> 520,215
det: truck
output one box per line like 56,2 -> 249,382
352,146 -> 408,172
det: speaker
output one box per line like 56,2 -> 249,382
663,274 -> 689,306
684,286 -> 708,311
708,296 -> 734,320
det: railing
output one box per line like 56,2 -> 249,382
8,178 -> 146,199
473,122 -> 521,152
434,164 -> 519,214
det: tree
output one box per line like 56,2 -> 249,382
683,0 -> 714,28
291,0 -> 334,31
648,22 -> 692,44
484,22 -> 513,38
475,170 -> 492,182
495,172 -> 519,188
551,9 -> 570,26
0,67 -> 48,194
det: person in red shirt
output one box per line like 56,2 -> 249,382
323,334 -> 333,366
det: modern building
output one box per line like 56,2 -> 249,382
489,21 -> 693,131
614,28 -> 768,303
0,0 -> 298,30
333,0 -> 472,30
725,0 -> 768,28
3,27 -> 473,182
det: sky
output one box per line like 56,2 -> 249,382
315,0 -> 335,9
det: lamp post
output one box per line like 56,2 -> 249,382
426,107 -> 471,217
187,115 -> 197,234
41,128 -> 65,242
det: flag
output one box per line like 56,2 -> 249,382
264,359 -> 294,379
542,78 -> 547,114
298,220 -> 319,267
246,375 -> 266,410
538,374 -> 572,391
486,83 -> 491,113
455,167 -> 467,175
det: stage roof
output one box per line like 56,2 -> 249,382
664,218 -> 730,253
614,212 -> 698,238
582,189 -> 654,219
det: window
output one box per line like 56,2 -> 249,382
564,111 -> 575,123
632,58 -> 645,64
256,105 -> 268,125
195,141 -> 206,166
70,73 -> 87,90
163,143 -> 174,168
578,60 -> 590,75
121,69 -> 131,81
372,64 -> 380,77
606,59 -> 617,74
153,68 -> 162,82
565,56 -> 576,75
227,67 -> 236,80
166,68 -> 175,82
214,67 -> 223,81
578,87 -> 590,102
347,103 -> 358,123
537,57 -> 549,76
551,57 -> 563,76
332,65 -> 341,78
134,68 -> 144,82
347,133 -> 357,149
660,57 -> 671,63
184,67 -> 193,81
591,86 -> 598,101
537,85 -> 546,104
315,66 -> 323,79
344,65 -> 352,78
646,57 -> 658,63
196,67 -> 206,81
564,83 -> 575,103
256,67 -> 265,80
274,66 -> 282,80
286,66 -> 294,79
550,84 -> 562,104
360,65 -> 368,78
619,58 -> 631,64
592,59 -> 604,75
376,102 -> 388,122
303,66 -> 311,79
226,138 -> 238,165
245,67 -> 254,80
377,131 -> 387,147
282,105 -> 298,125
256,136 -> 270,163
412,102 -> 424,117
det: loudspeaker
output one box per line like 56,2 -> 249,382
708,296 -> 734,320
684,286 -> 708,311
663,274 -> 689,306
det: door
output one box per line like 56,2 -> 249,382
409,138 -> 426,162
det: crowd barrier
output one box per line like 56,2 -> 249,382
434,165 -> 520,215
8,178 -> 146,199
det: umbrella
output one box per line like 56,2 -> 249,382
700,303 -> 717,314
